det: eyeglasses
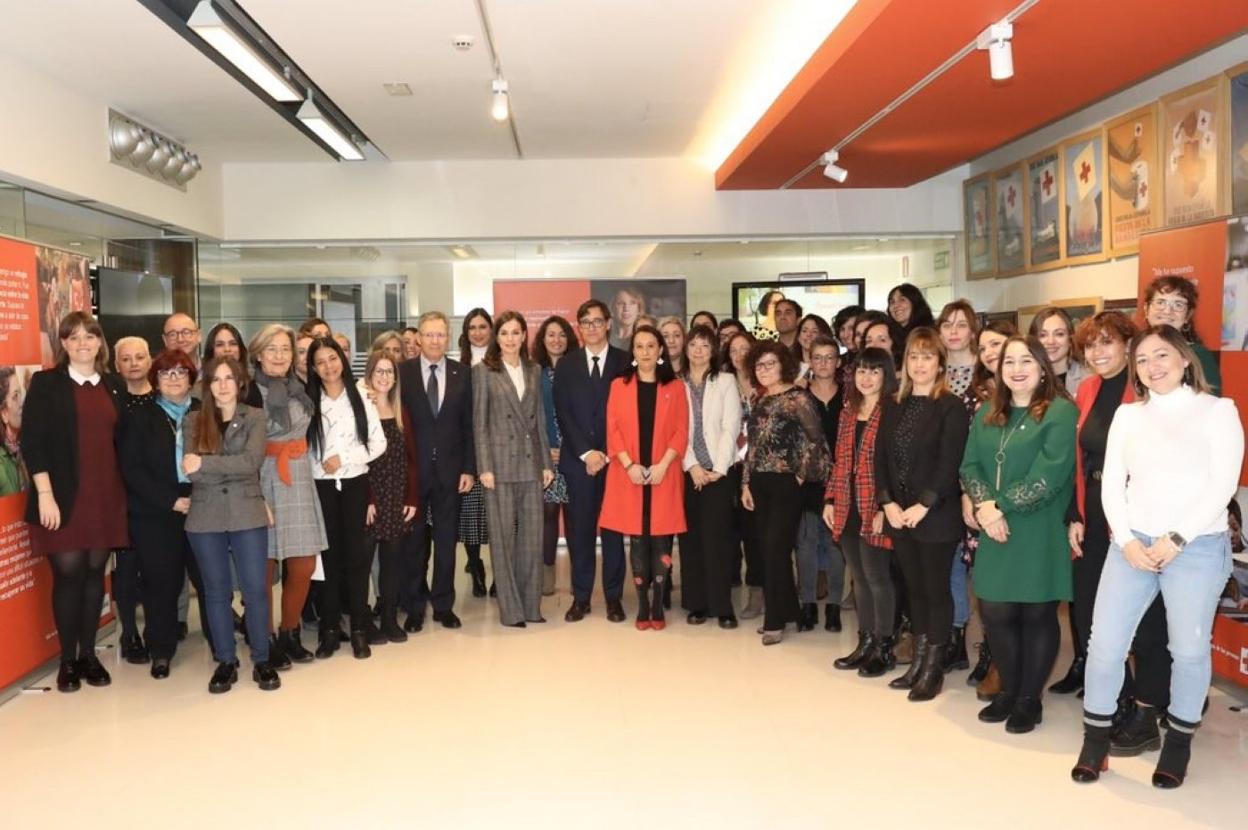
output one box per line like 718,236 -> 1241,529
1150,297 -> 1189,312
755,359 -> 781,371
163,328 -> 198,340
157,367 -> 190,380
578,318 -> 607,330
372,368 -> 395,377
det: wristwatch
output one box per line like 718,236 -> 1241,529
1165,531 -> 1187,550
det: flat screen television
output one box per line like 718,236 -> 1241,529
731,278 -> 865,340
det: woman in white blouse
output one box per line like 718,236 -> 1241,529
1072,325 -> 1242,789
679,324 -> 743,628
305,337 -> 386,660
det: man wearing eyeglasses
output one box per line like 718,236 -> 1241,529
553,299 -> 630,622
162,313 -> 202,369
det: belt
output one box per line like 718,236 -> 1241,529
265,438 -> 308,486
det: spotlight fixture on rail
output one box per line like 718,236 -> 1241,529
821,150 -> 848,183
976,20 -> 1014,81
491,78 -> 510,122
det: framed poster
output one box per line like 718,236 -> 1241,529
1051,295 -> 1104,327
731,279 -> 864,340
992,163 -> 1027,277
1160,75 -> 1228,227
1230,62 -> 1248,216
963,173 -> 995,279
1105,105 -> 1160,256
978,309 -> 1019,332
1026,146 -> 1064,271
1062,130 -> 1108,265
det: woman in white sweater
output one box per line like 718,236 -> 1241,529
1072,325 -> 1242,789
678,324 -> 743,628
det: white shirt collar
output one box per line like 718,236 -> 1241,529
68,366 -> 101,386
420,355 -> 446,374
585,343 -> 609,372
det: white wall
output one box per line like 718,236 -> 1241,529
954,34 -> 1248,312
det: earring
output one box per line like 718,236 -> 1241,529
657,357 -> 664,365
631,359 -> 638,367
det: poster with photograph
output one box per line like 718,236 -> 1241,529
731,280 -> 864,341
1026,147 -> 1063,269
1221,217 -> 1248,351
963,174 -> 994,279
1161,76 -> 1226,227
1062,130 -> 1107,263
992,164 -> 1026,276
1105,105 -> 1159,255
590,279 -> 686,351
1231,64 -> 1248,216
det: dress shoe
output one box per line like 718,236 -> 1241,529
177,621 -> 188,641
797,602 -> 817,632
208,660 -> 239,694
889,634 -> 928,690
529,617 -> 547,624
823,603 -> 842,632
718,615 -> 738,629
364,622 -> 387,646
1005,697 -> 1043,734
56,660 -> 81,693
503,621 -> 527,628
77,655 -> 111,687
605,599 -> 626,623
977,694 -> 1016,723
564,601 -> 589,622
350,631 -> 372,659
1111,703 -> 1161,756
760,628 -> 784,646
943,625 -> 969,672
834,632 -> 873,671
468,560 -> 487,598
857,636 -> 896,678
267,634 -> 292,671
119,633 -> 150,665
1048,655 -> 1085,695
1071,721 -> 1113,783
380,616 -> 408,643
315,628 -> 338,659
967,640 -> 991,686
150,658 -> 171,680
252,662 -> 281,691
279,629 -> 314,663
686,611 -> 708,625
433,610 -> 462,629
404,611 -> 425,632
635,617 -> 652,631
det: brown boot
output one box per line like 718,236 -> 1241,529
894,630 -> 915,665
976,662 -> 1002,701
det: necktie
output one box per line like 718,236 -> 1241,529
428,364 -> 440,418
591,355 -> 601,381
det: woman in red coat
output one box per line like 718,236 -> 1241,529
600,325 -> 689,630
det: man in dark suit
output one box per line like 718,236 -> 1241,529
398,311 -> 475,630
553,299 -> 629,622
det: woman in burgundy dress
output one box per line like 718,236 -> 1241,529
21,311 -> 128,693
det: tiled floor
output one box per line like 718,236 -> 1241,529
2,556 -> 1245,829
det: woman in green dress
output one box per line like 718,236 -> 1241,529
960,335 -> 1077,734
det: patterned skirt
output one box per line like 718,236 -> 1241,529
458,480 -> 489,545
261,454 -> 328,560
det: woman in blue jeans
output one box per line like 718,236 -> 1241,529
183,356 -> 281,694
1072,326 -> 1242,788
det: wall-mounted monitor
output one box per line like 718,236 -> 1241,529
731,278 -> 865,340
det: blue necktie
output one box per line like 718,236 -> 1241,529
428,364 -> 440,418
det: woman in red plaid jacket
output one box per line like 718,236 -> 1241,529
822,347 -> 899,677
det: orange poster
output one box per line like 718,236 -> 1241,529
1137,220 -> 1227,349
492,280 -> 591,347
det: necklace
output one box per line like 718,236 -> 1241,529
994,410 -> 1027,490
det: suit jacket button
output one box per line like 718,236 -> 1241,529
221,487 -> 228,494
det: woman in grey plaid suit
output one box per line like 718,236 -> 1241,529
472,311 -> 554,627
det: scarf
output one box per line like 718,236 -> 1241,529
156,395 -> 193,484
254,370 -> 313,433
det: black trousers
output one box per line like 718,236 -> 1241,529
679,473 -> 735,617
729,463 -> 763,588
981,599 -> 1060,700
316,476 -> 372,632
401,477 -> 462,615
111,548 -> 141,639
752,472 -> 803,631
564,461 -> 625,604
375,538 -> 403,618
892,533 -> 959,646
129,511 -> 206,660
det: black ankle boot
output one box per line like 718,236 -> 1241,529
858,635 -> 897,678
943,625 -> 968,672
968,639 -> 991,686
315,626 -> 338,659
889,634 -> 928,689
824,603 -> 842,632
469,559 -> 487,598
1111,703 -> 1161,756
797,602 -> 817,632
267,634 -> 292,671
280,628 -> 314,663
635,585 -> 651,629
1071,718 -> 1114,783
977,693 -> 1016,723
834,632 -> 872,670
350,631 -> 372,659
1048,655 -> 1085,694
908,642 -> 945,702
1152,721 -> 1195,789
380,613 -> 408,643
1005,696 -> 1043,734
120,633 -> 150,665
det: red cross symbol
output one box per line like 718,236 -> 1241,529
1007,186 -> 1016,208
1079,161 -> 1091,183
1139,182 -> 1148,198
975,209 -> 984,227
1041,169 -> 1054,195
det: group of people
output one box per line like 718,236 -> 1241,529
18,275 -> 1241,792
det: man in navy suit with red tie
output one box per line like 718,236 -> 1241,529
554,299 -> 629,622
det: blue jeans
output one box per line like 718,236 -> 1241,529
1084,531 -> 1231,725
796,511 -> 845,604
950,546 -> 970,628
188,527 -> 270,665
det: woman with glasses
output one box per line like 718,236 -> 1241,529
119,349 -> 211,680
741,341 -> 831,645
1142,276 -> 1220,394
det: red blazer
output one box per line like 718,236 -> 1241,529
599,376 -> 689,536
1072,372 -> 1135,526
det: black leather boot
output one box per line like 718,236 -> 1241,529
267,634 -> 292,671
315,625 -> 338,659
967,639 -> 991,686
1071,718 -> 1113,783
1111,702 -> 1161,756
380,612 -> 408,643
834,632 -> 872,670
889,634 -> 928,689
908,642 -> 945,701
350,630 -> 372,659
797,603 -> 817,632
858,635 -> 897,678
1152,720 -> 1195,789
824,603 -> 842,632
280,628 -> 314,663
468,559 -> 487,598
943,625 -> 969,672
1005,696 -> 1043,733
1048,655 -> 1085,694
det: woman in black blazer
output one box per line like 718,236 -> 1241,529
21,312 -> 127,693
118,349 -> 212,679
875,326 -> 969,701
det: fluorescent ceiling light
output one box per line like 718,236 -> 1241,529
296,100 -> 364,161
187,1 -> 302,102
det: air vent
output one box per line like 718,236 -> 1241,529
452,35 -> 475,50
383,82 -> 413,97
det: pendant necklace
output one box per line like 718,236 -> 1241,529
994,412 -> 1027,490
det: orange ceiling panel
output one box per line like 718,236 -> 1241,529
717,0 -> 1248,190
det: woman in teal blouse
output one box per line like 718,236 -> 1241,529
960,335 -> 1077,735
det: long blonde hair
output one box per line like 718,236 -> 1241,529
364,350 -> 403,432
896,326 -> 950,402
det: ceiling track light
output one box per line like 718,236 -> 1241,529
491,77 -> 510,122
296,97 -> 365,161
821,150 -> 848,183
976,20 -> 1014,81
187,1 -> 302,102
108,110 -> 201,189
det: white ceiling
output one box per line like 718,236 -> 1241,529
0,0 -> 822,163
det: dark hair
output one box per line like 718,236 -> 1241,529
717,318 -> 745,338
304,337 -> 370,459
690,310 -> 718,330
747,339 -> 800,390
576,298 -> 610,323
402,326 -> 419,336
149,348 -> 197,388
724,330 -> 756,374
193,356 -> 245,454
846,347 -> 899,411
794,313 -> 833,359
56,311 -> 110,375
532,315 -> 576,369
971,319 -> 1018,402
203,322 -> 252,396
935,299 -> 981,344
1074,311 -> 1136,352
1127,324 -> 1211,398
984,336 -> 1061,426
775,298 -> 804,319
833,304 -> 864,336
682,324 -> 722,378
887,283 -> 935,330
298,317 -> 330,338
757,290 -> 785,316
1028,306 -> 1082,362
459,308 -> 493,364
483,310 -> 531,370
1142,275 -> 1200,343
859,311 -> 905,367
619,325 -> 676,385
